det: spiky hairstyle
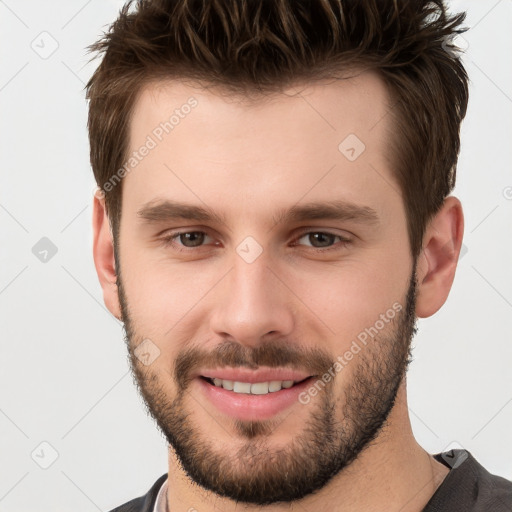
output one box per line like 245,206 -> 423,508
86,0 -> 469,258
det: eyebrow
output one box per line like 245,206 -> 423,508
272,200 -> 379,227
137,199 -> 379,228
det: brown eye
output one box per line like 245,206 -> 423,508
295,231 -> 351,250
178,232 -> 206,247
161,231 -> 214,250
306,232 -> 336,248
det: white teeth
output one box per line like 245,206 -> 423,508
209,378 -> 298,394
222,379 -> 234,391
268,380 -> 282,392
250,382 -> 269,395
233,381 -> 252,393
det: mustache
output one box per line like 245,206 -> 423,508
173,339 -> 334,391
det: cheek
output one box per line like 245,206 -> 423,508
120,244 -> 223,339
119,221 -> 411,357
287,248 -> 410,350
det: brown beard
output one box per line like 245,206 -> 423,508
117,264 -> 417,505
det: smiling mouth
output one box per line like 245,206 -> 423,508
200,376 -> 311,395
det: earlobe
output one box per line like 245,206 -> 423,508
92,191 -> 122,320
415,196 -> 464,318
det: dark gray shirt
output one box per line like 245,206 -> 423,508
422,449 -> 511,511
109,450 -> 512,512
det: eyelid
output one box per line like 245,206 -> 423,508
160,229 -> 215,248
159,227 -> 353,252
293,226 -> 352,239
291,230 -> 352,251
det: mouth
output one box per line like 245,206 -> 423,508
200,376 -> 310,395
195,370 -> 316,422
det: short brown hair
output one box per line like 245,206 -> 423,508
86,0 -> 469,259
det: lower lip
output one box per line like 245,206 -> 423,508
197,377 -> 314,421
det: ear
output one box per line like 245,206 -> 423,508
92,190 -> 122,320
415,196 -> 464,318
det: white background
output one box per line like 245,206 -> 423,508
1,1 -> 511,510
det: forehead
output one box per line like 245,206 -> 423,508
123,70 -> 398,223
130,70 -> 392,138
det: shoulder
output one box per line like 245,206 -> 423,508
425,450 -> 512,511
107,474 -> 168,512
469,458 -> 512,511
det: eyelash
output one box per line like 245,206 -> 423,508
159,229 -> 352,253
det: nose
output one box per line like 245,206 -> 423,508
209,253 -> 295,349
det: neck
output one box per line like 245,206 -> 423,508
165,380 -> 449,512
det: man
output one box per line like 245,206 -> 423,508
86,0 -> 512,511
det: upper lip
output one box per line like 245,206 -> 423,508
197,367 -> 313,384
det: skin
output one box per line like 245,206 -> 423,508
93,70 -> 464,511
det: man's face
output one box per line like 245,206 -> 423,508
115,71 -> 417,504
